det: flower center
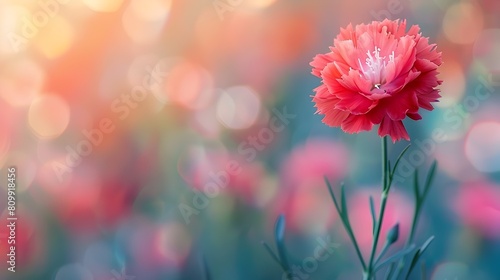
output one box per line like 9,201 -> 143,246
358,46 -> 395,87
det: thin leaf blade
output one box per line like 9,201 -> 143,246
261,241 -> 284,269
405,236 -> 435,279
369,196 -> 376,235
201,254 -> 211,280
340,183 -> 348,221
413,170 -> 420,202
422,161 -> 438,200
375,244 -> 416,271
390,144 -> 411,180
274,215 -> 290,271
325,176 -> 341,215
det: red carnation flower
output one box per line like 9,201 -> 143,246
311,19 -> 442,142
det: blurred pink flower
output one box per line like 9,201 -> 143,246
35,136 -> 156,232
453,181 -> 500,238
311,19 -> 442,142
179,147 -> 265,204
36,168 -> 102,232
0,208 -> 44,272
273,187 -> 336,234
128,220 -> 192,270
273,139 -> 349,233
280,138 -> 349,190
346,189 -> 414,255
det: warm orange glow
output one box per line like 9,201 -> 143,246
82,0 -> 124,13
443,3 -> 484,44
436,59 -> 465,108
28,94 -> 70,139
165,61 -> 215,110
33,16 -> 75,59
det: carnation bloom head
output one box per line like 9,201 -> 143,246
310,19 -> 442,142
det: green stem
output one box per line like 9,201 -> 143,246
364,137 -> 391,280
382,136 -> 389,191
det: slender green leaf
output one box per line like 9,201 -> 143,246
422,161 -> 438,200
325,176 -> 341,215
201,254 -> 211,280
406,253 -> 420,279
413,170 -> 420,202
369,196 -> 376,235
375,244 -> 416,272
274,215 -> 289,271
261,241 -> 284,269
325,177 -> 366,270
384,262 -> 396,280
275,215 -> 285,244
340,183 -> 348,221
418,236 -> 434,256
421,262 -> 426,280
390,144 -> 411,181
405,236 -> 435,279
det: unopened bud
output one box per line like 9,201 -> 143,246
386,223 -> 399,245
